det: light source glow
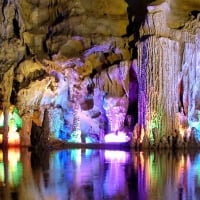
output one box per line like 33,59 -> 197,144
104,131 -> 130,143
0,148 -> 22,187
0,105 -> 22,146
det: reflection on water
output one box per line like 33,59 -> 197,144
0,148 -> 200,200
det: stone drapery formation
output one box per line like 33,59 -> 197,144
135,2 -> 200,148
0,0 -> 200,148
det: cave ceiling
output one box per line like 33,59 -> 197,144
0,0 -> 199,76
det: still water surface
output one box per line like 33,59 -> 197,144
0,148 -> 200,200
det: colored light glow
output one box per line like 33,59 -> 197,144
8,109 -> 23,130
0,106 -> 22,146
0,132 -> 20,145
147,109 -> 163,142
103,150 -> 128,198
70,149 -> 81,165
179,126 -> 185,138
0,148 -> 22,188
149,120 -> 158,130
177,155 -> 185,189
140,127 -> 145,143
104,131 -> 130,143
68,130 -> 81,143
104,150 -> 130,163
0,162 -> 4,186
149,153 -> 158,187
79,111 -> 99,131
188,153 -> 200,187
8,130 -> 20,146
188,120 -> 200,142
85,136 -> 94,143
149,116 -> 160,139
138,151 -> 148,199
0,112 -> 3,127
49,108 -> 64,139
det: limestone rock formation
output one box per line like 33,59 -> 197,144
0,0 -> 200,148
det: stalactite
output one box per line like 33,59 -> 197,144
2,67 -> 14,106
137,35 -> 180,140
137,39 -> 148,130
118,61 -> 129,97
69,102 -> 81,143
48,0 -> 65,23
72,103 -> 81,132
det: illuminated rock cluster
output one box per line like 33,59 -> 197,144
0,0 -> 200,148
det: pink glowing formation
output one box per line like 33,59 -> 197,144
104,131 -> 131,143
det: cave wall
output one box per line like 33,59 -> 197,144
0,0 -> 133,146
0,0 -> 200,146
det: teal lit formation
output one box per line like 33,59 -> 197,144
0,149 -> 23,189
0,105 -> 23,145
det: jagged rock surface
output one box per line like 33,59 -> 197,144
0,0 -> 200,147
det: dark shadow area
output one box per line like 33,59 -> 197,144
31,150 -> 50,188
13,18 -> 20,39
125,63 -> 138,131
190,10 -> 200,18
30,109 -> 50,148
123,0 -> 156,59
